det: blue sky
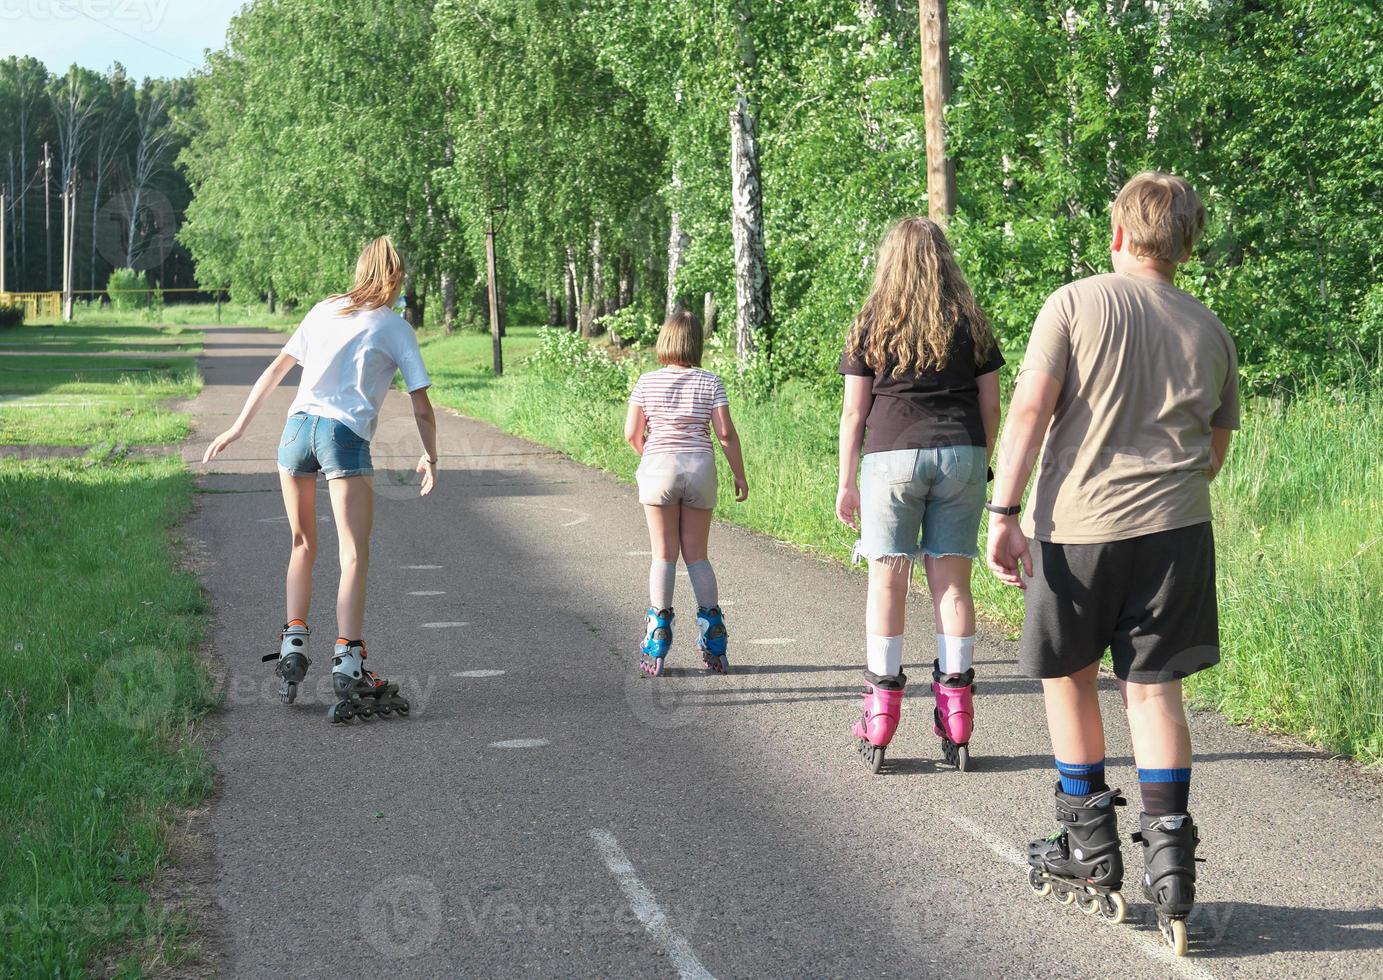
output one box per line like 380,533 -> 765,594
1,0 -> 246,80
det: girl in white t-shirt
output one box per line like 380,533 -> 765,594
202,236 -> 438,723
624,311 -> 749,676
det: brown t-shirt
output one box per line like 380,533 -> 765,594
1020,272 -> 1240,544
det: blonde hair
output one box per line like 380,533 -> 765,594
1112,171 -> 1205,262
334,236 -> 406,315
656,310 -> 704,367
845,217 -> 994,376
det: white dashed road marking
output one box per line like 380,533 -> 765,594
421,622 -> 469,629
408,591 -> 446,596
490,738 -> 548,749
589,829 -> 716,980
452,669 -> 506,678
403,564 -> 443,569
746,638 -> 796,646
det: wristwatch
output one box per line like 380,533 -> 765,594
984,502 -> 1021,516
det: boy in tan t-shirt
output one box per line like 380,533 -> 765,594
986,172 -> 1239,954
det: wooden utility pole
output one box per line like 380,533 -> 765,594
43,141 -> 52,289
1,187 -> 7,295
61,175 -> 75,321
919,0 -> 956,224
485,209 -> 503,376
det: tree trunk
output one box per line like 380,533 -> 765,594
564,246 -> 579,332
665,171 -> 689,316
1146,0 -> 1174,144
545,287 -> 561,326
591,225 -> 607,322
579,272 -> 598,338
729,95 -> 769,364
918,0 -> 955,224
267,287 -> 277,314
441,272 -> 457,334
403,274 -> 422,329
618,252 -> 634,310
704,291 -> 718,335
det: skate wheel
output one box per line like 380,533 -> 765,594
281,681 -> 297,705
1077,894 -> 1100,915
1164,917 -> 1188,956
1027,868 -> 1052,898
1056,887 -> 1075,906
864,743 -> 885,775
396,703 -> 410,717
326,703 -> 350,724
1102,891 -> 1127,924
956,744 -> 970,772
377,705 -> 393,717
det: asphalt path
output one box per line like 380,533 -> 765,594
184,326 -> 1382,979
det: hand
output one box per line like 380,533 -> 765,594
201,427 -> 242,464
416,454 -> 437,496
836,485 -> 860,531
987,514 -> 1032,589
733,475 -> 749,502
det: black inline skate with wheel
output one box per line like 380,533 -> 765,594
1027,785 -> 1129,924
325,640 -> 410,724
1132,812 -> 1201,956
262,621 -> 312,705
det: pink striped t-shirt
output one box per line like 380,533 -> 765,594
629,366 -> 729,456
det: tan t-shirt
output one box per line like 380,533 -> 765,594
1020,272 -> 1240,544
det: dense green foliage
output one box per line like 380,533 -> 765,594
0,454 -> 216,975
0,303 -> 23,328
180,1 -> 1382,387
107,267 -> 150,310
1,57 -> 198,295
420,323 -> 1383,763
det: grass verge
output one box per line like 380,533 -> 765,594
0,453 -> 216,976
421,324 -> 1382,764
0,323 -> 203,353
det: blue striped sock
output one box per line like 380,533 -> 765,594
1055,758 -> 1106,796
1137,767 -> 1192,814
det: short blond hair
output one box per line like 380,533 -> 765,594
335,235 -> 406,315
1112,172 -> 1205,262
656,310 -> 704,366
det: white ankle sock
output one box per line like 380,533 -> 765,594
866,634 -> 903,677
936,634 -> 975,674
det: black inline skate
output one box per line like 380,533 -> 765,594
325,640 -> 410,724
1027,785 -> 1129,923
262,621 -> 312,705
1132,812 -> 1201,956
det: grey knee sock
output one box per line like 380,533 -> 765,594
649,560 -> 676,610
686,560 -> 719,609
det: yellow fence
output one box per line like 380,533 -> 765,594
0,291 -> 62,319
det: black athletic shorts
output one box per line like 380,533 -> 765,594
1019,522 -> 1220,683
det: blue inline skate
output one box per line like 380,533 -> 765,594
638,607 -> 674,677
697,606 -> 729,674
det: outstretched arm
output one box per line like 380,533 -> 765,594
201,351 -> 298,463
711,405 -> 748,502
411,387 -> 438,496
986,370 -> 1062,589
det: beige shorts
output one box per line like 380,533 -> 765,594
636,452 -> 718,509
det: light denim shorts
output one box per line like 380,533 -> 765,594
856,445 -> 987,563
277,412 -> 374,480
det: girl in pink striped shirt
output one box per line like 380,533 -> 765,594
624,311 -> 749,677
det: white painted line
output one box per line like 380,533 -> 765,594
943,815 -> 1218,980
626,550 -> 652,556
490,738 -> 548,749
516,502 -> 590,527
421,622 -> 469,629
452,669 -> 505,678
746,638 -> 796,646
408,590 -> 446,596
402,564 -> 443,570
589,829 -> 715,980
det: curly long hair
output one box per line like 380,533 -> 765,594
845,217 -> 994,375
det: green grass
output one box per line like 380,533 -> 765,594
0,332 -> 203,446
0,323 -> 203,353
0,453 -> 217,976
28,301 -> 301,330
423,324 -> 1383,764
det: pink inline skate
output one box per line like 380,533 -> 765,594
853,671 -> 906,774
931,661 -> 975,771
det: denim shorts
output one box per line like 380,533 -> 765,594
855,445 -> 987,563
277,412 -> 373,480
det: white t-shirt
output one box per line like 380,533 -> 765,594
282,297 -> 432,441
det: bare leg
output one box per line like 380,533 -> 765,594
328,475 -> 374,639
1120,679 -> 1192,769
922,555 -> 976,636
1042,659 -> 1107,764
278,471 -> 317,624
865,559 -> 911,637
678,505 -> 713,563
642,504 -> 681,562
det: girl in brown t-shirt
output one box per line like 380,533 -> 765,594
836,217 -> 1003,773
